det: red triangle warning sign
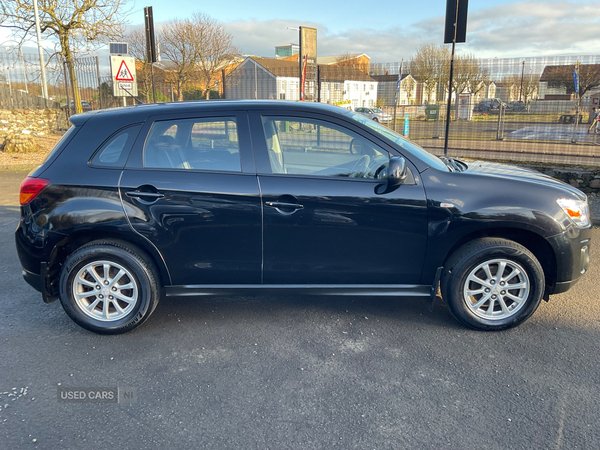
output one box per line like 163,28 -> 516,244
115,60 -> 134,81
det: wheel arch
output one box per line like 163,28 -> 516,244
49,231 -> 171,289
442,227 -> 557,292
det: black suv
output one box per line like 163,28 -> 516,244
16,101 -> 592,334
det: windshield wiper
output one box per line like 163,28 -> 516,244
438,156 -> 458,172
438,156 -> 466,172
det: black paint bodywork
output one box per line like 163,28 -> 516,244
15,101 -> 592,304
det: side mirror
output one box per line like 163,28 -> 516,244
388,156 -> 408,187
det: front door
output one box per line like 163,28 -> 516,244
251,113 -> 428,285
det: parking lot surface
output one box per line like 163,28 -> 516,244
1,170 -> 599,449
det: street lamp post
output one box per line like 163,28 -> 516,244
33,0 -> 49,103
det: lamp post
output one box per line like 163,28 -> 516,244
33,0 -> 49,102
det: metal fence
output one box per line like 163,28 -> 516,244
222,55 -> 600,165
2,48 -> 599,166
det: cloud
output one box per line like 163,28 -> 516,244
224,1 -> 600,61
458,1 -> 600,57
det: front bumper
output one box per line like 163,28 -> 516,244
22,267 -> 42,292
546,225 -> 592,294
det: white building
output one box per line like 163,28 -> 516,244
226,57 -> 378,108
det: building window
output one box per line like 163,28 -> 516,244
279,93 -> 286,100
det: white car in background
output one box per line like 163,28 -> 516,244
354,107 -> 393,124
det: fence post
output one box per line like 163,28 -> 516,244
7,68 -> 14,109
95,56 -> 102,110
63,60 -> 71,118
316,65 -> 321,103
496,103 -> 505,140
222,69 -> 226,100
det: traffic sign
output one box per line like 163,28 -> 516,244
110,56 -> 138,97
115,60 -> 134,81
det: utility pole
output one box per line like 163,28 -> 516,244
33,0 -> 49,103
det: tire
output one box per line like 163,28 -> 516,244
440,238 -> 544,331
59,240 -> 160,334
372,117 -> 379,122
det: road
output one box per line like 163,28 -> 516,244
1,170 -> 599,449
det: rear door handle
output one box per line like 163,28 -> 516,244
126,191 -> 165,200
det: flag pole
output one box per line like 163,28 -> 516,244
571,60 -> 580,144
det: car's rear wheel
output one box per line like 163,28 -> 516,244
59,240 -> 160,334
441,238 -> 544,331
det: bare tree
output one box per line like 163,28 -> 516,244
543,64 -> 600,98
158,18 -> 202,101
403,76 -> 416,105
521,73 -> 540,103
124,27 -> 166,102
452,54 -> 489,97
409,44 -> 450,104
192,13 -> 238,100
1,0 -> 130,113
158,13 -> 238,101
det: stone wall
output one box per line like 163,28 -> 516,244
0,109 -> 66,153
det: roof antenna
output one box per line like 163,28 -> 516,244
120,86 -> 144,105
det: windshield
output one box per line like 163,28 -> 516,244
344,111 -> 448,171
371,108 -> 383,113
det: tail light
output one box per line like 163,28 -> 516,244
20,177 -> 50,205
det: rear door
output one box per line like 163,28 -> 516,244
120,111 -> 261,286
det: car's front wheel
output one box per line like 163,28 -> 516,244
59,240 -> 160,334
441,238 -> 544,331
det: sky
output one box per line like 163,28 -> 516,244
3,0 -> 599,63
123,0 -> 600,61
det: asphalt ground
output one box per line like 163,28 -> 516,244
1,170 -> 599,449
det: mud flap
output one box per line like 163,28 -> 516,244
429,266 -> 443,312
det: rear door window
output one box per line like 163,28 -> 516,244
143,117 -> 241,172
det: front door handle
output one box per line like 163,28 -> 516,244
265,201 -> 304,215
265,201 -> 304,210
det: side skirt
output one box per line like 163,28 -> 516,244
165,284 -> 432,298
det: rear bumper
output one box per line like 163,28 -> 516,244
15,217 -> 63,303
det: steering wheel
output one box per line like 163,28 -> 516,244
350,155 -> 370,177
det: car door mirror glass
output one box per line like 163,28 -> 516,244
388,156 -> 408,187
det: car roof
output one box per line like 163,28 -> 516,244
69,100 -> 350,127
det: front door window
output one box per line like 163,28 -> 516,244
261,117 -> 389,179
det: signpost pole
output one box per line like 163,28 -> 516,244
443,0 -> 460,157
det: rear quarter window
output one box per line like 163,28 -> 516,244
90,124 -> 142,168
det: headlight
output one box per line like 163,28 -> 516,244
557,198 -> 590,228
